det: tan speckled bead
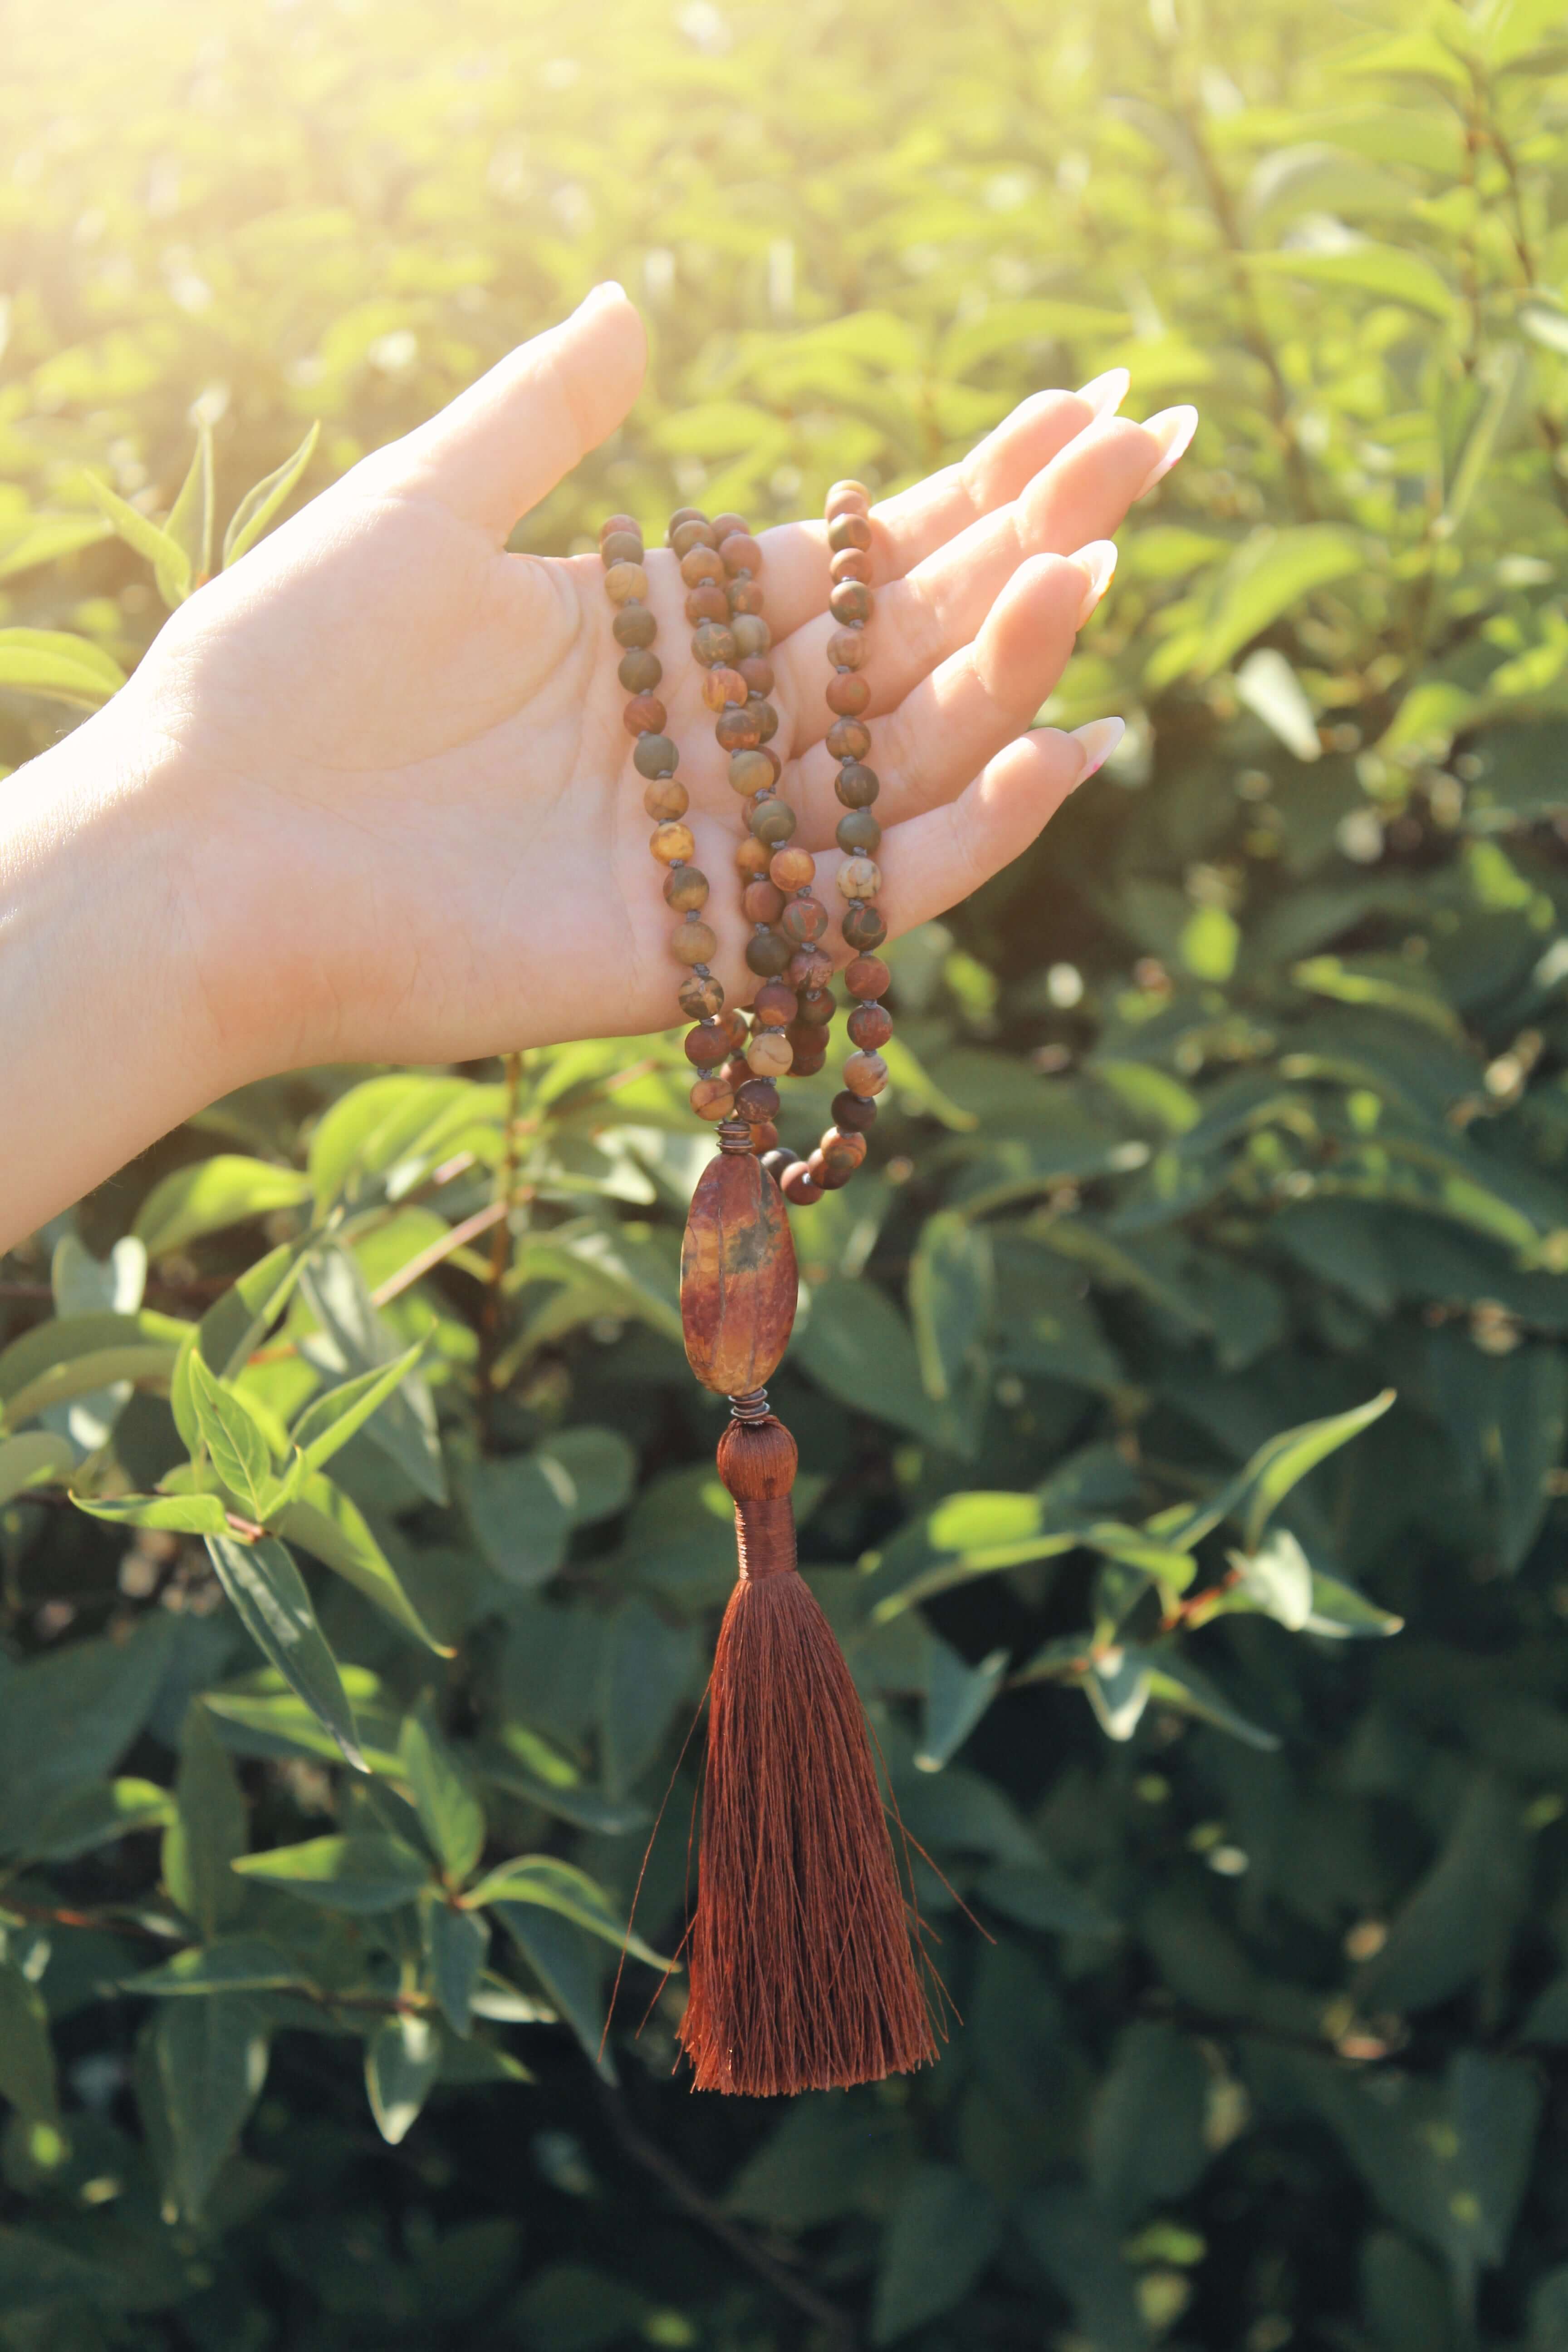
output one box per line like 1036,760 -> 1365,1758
671,518 -> 719,557
685,582 -> 730,625
680,544 -> 725,587
826,672 -> 871,716
664,865 -> 710,911
825,480 -> 870,519
701,666 -> 749,711
643,777 -> 689,821
769,846 -> 815,892
746,1029 -> 794,1078
741,877 -> 785,925
829,579 -> 874,626
830,547 -> 873,585
827,513 -> 873,554
837,856 -> 882,900
604,559 -> 649,604
827,628 -> 868,671
671,916 -> 719,965
679,972 -> 725,1020
735,836 -> 772,878
691,1075 -> 736,1121
651,822 -> 696,864
826,716 -> 871,762
728,749 -> 775,797
716,705 -> 762,751
843,1049 -> 889,1098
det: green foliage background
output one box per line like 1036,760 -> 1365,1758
6,0 -> 1568,2345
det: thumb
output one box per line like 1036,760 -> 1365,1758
378,283 -> 647,540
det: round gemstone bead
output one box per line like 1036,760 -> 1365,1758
613,604 -> 657,649
752,980 -> 798,1025
642,777 -> 689,821
728,749 -> 775,797
623,694 -> 667,736
769,847 -> 815,892
830,580 -> 873,626
735,836 -> 772,878
827,513 -> 873,554
693,622 -> 738,667
826,672 -> 871,716
731,614 -> 771,658
820,1127 -> 868,1176
745,928 -> 794,978
618,647 -> 662,694
847,1002 -> 893,1049
686,582 -> 730,625
795,987 -> 835,1028
710,512 -> 750,541
685,1021 -> 730,1068
746,1030 -> 794,1078
671,518 -> 719,557
750,1121 -> 780,1155
634,734 -> 680,779
781,896 -> 829,944
602,529 -> 644,567
843,1049 -> 889,1098
829,548 -> 872,585
836,761 -> 880,808
737,654 -> 774,697
720,532 -> 764,575
680,544 -> 725,586
691,1075 -> 735,1121
789,944 -> 834,990
600,513 -> 641,543
650,821 -> 695,864
716,705 -> 762,751
752,698 -> 779,743
728,578 -> 765,616
760,1148 -> 801,1185
735,1076 -> 781,1123
702,666 -> 749,711
825,480 -> 870,519
789,1032 -> 830,1077
604,560 -> 650,605
837,856 -> 882,901
827,628 -> 869,671
679,972 -> 725,1019
668,506 -> 710,536
664,865 -> 710,911
844,955 -> 891,1000
833,1089 -> 878,1132
741,877 -> 785,925
835,809 -> 881,855
842,902 -> 888,951
672,917 -> 719,965
826,716 -> 871,762
750,798 -> 797,845
780,1161 -> 824,1206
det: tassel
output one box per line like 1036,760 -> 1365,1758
675,1407 -> 936,2094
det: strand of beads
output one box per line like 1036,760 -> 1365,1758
601,511 -> 744,1127
764,479 -> 889,1209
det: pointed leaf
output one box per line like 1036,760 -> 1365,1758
223,420 -> 320,568
231,1832 -> 431,1912
204,1534 -> 366,1769
365,2013 -> 441,2145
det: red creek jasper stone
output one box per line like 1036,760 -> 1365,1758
680,1150 -> 798,1394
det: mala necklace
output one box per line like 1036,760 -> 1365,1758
598,492 -> 933,2098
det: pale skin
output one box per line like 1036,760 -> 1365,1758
0,284 -> 1196,1252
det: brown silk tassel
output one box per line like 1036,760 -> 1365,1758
676,1135 -> 935,2096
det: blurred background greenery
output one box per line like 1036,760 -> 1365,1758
7,0 -> 1568,2346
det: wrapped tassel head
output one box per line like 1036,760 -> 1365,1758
676,1410 -> 935,2097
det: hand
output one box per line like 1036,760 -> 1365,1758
0,285 -> 1194,1244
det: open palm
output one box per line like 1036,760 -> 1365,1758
121,284 -> 1190,1078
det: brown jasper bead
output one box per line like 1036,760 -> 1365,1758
710,511 -> 749,541
821,1126 -> 868,1173
735,1074 -> 781,1123
836,808 -> 882,855
770,846 -> 815,892
664,864 -> 710,911
827,671 -> 871,716
843,1049 -> 889,1098
789,944 -> 834,990
613,604 -> 657,649
685,582 -> 731,625
604,560 -> 649,604
702,665 -> 749,711
623,693 -> 667,736
643,776 -> 689,821
829,547 -> 873,585
844,954 -> 892,1000
601,512 -> 641,543
679,971 -> 725,1019
745,928 -> 794,979
728,578 -> 765,616
781,1161 -> 824,1207
693,622 -> 737,668
827,628 -> 868,671
828,513 -> 874,554
721,1052 -> 751,1093
634,734 -> 680,779
760,1146 -> 799,1183
716,705 -> 762,752
848,1001 -> 893,1049
789,1030 -> 830,1076
651,820 -> 696,864
752,980 -> 798,1025
741,877 -> 785,925
685,1020 -> 730,1068
668,506 -> 709,536
746,1029 -> 794,1078
833,1088 -> 878,1131
737,654 -> 774,697
680,543 -> 725,586
838,855 -> 882,900
731,613 -> 771,658
735,835 -> 772,877
602,529 -> 644,567
718,1004 -> 750,1049
671,518 -> 719,558
825,479 -> 870,517
728,748 -> 774,797
796,987 -> 835,1028
618,647 -> 662,694
830,579 -> 874,626
691,1075 -> 735,1121
815,1153 -> 855,1191
719,531 -> 764,575
750,797 -> 797,845
751,1120 -> 781,1155
826,715 -> 872,762
782,894 -> 829,945
681,1149 -> 797,1392
753,698 -> 779,744
673,917 -> 720,965
836,760 -> 880,808
842,902 -> 888,951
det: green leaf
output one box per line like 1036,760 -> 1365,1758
464,1856 -> 671,1968
1302,1569 -> 1404,1638
1228,1526 -> 1315,1629
223,420 -> 320,567
399,1697 -> 485,1882
24,1777 -> 176,1862
908,1210 -> 993,1403
1357,1774 -> 1527,2014
915,1639 -> 1009,1772
163,1708 -> 247,1940
597,1599 -> 697,1801
75,467 -> 190,605
196,1236 -> 317,1386
0,1617 -> 172,1855
1089,2019 -> 1210,2224
425,1901 -> 488,2037
1250,241 -> 1460,321
204,1534 -> 366,1770
121,1939 -> 305,1997
490,1903 -> 617,2083
155,1994 -> 269,2220
365,2013 -> 441,2145
286,1341 -> 427,1480
231,1832 -> 431,1912
306,1073 -> 480,1211
871,2164 -> 1002,2345
794,1275 -> 957,1451
0,1432 -> 74,1507
0,1308 -> 187,1429
275,1470 -> 452,1655
1144,1650 -> 1281,1749
203,1669 -> 403,1778
0,625 -> 127,706
186,1351 -> 273,1518
159,417 -> 215,601
461,1449 -> 575,1587
73,1489 -> 230,1535
133,1155 -> 313,1259
1194,524 -> 1366,676
299,1247 -> 446,1504
0,1962 -> 60,2127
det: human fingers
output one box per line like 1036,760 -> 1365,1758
360,282 -> 647,542
774,406 -> 1195,753
751,369 -> 1130,637
785,544 -> 1116,851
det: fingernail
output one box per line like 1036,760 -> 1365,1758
1070,539 -> 1118,626
1075,367 -> 1130,422
580,279 -> 627,312
1134,404 -> 1198,499
1071,716 -> 1125,783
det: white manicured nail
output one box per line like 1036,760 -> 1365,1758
1135,405 -> 1198,498
1071,716 -> 1125,782
581,279 -> 627,311
1075,367 -> 1130,421
1070,539 -> 1118,626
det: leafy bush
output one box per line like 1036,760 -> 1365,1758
6,0 -> 1568,2345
